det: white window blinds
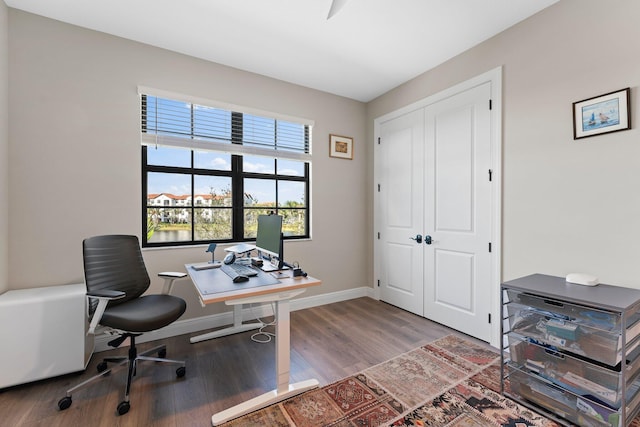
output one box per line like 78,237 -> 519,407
139,87 -> 313,161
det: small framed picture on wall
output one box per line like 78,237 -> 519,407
329,134 -> 353,159
573,87 -> 631,139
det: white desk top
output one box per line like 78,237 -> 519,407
185,263 -> 321,305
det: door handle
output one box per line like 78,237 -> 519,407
410,234 -> 422,244
424,235 -> 432,245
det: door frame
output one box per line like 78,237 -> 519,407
373,67 -> 503,348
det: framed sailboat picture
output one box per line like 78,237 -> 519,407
573,88 -> 631,139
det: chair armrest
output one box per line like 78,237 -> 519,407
86,290 -> 125,335
158,272 -> 188,295
87,290 -> 126,299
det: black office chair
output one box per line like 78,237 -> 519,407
58,235 -> 188,415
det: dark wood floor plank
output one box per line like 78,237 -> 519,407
0,297 -> 474,427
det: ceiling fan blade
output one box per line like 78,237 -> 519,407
327,0 -> 350,20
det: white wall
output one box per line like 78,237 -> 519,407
0,1 -> 9,295
367,0 -> 640,288
7,10 -> 368,318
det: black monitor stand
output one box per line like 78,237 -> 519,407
277,232 -> 285,270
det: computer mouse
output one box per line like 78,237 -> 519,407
233,275 -> 249,283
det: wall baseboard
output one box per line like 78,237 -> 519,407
94,286 -> 375,352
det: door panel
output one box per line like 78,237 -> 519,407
424,82 -> 492,341
378,109 -> 424,315
434,249 -> 474,311
386,129 -> 413,227
435,105 -> 474,232
387,243 -> 416,294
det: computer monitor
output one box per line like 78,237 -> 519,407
255,214 -> 284,269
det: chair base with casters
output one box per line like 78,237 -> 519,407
57,234 -> 189,416
58,332 -> 186,415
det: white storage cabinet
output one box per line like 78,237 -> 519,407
0,284 -> 93,389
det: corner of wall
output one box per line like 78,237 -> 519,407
0,1 -> 9,294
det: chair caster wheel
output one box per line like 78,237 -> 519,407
58,396 -> 72,410
97,361 -> 108,373
158,348 -> 167,358
176,366 -> 186,378
117,401 -> 130,415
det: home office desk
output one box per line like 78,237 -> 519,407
185,263 -> 322,426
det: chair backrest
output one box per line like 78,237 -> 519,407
83,235 -> 150,313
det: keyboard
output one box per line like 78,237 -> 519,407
221,263 -> 258,281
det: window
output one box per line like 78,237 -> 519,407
140,89 -> 312,247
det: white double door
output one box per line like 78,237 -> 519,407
375,79 -> 497,343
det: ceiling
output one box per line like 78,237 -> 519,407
5,0 -> 559,102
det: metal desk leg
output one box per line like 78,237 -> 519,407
211,294 -> 319,425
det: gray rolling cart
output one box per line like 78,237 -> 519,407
501,274 -> 640,426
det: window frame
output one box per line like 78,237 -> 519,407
140,93 -> 311,248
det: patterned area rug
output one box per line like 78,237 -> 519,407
221,335 -> 560,426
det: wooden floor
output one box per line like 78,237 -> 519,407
0,297 -> 485,427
